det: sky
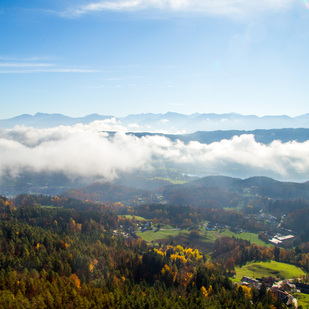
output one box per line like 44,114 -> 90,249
0,0 -> 309,119
1,0 -> 309,183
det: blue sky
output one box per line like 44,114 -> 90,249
1,0 -> 309,119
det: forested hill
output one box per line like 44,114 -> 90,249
61,176 -> 309,207
159,176 -> 309,208
171,176 -> 309,200
61,182 -> 153,204
0,195 -> 284,308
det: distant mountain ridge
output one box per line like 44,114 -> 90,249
127,128 -> 309,144
1,112 -> 309,132
0,113 -> 111,129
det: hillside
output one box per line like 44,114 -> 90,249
61,182 -> 154,205
159,176 -> 309,208
180,176 -> 309,200
61,175 -> 309,208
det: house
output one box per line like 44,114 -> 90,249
141,221 -> 153,232
271,285 -> 298,308
271,286 -> 289,301
257,276 -> 276,288
269,234 -> 294,246
281,280 -> 296,293
241,276 -> 260,287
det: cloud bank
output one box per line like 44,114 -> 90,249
67,0 -> 297,17
1,121 -> 309,182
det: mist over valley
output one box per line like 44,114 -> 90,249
1,112 -> 309,197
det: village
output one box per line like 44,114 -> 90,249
239,276 -> 309,308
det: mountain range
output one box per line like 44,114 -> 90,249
126,128 -> 309,144
2,112 -> 309,133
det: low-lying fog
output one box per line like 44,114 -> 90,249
0,120 -> 309,182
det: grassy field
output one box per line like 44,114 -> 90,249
295,293 -> 309,309
121,215 -> 148,221
136,228 -> 189,243
219,229 -> 271,247
135,225 -> 270,249
233,261 -> 306,283
203,229 -> 270,247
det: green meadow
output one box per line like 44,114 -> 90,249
134,224 -> 270,249
203,229 -> 270,247
295,293 -> 309,309
218,229 -> 271,247
233,261 -> 306,282
136,228 -> 189,243
121,215 -> 148,221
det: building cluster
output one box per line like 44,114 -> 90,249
240,276 -> 309,308
269,234 -> 295,246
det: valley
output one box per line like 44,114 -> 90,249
1,118 -> 309,307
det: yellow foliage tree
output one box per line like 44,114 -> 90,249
70,274 -> 81,290
241,285 -> 252,299
201,285 -> 213,299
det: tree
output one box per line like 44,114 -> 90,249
274,246 -> 280,262
225,257 -> 236,274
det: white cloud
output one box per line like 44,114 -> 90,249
0,56 -> 51,61
0,123 -> 309,182
0,58 -> 98,74
0,63 -> 54,68
128,123 -> 140,129
66,0 -> 296,17
0,68 -> 98,74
